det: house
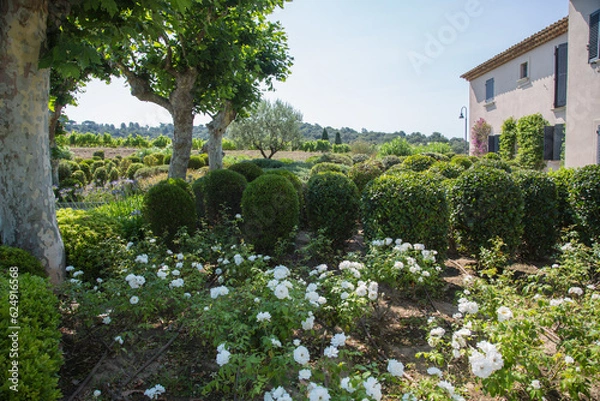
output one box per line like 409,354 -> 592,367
461,0 -> 600,167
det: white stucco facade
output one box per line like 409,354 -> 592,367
565,0 -> 600,167
467,33 -> 568,137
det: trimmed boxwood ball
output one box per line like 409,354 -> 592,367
310,162 -> 350,177
428,161 -> 463,179
400,154 -> 436,172
361,171 -> 449,258
265,169 -> 307,226
0,245 -> 46,277
305,172 -> 360,246
143,178 -> 197,245
126,162 -> 145,179
229,161 -> 264,182
202,169 -> 247,224
0,274 -> 63,400
188,155 -> 205,169
250,158 -> 285,169
192,176 -> 207,220
513,169 -> 559,260
241,174 -> 299,253
348,160 -> 384,193
449,166 -> 524,257
570,164 -> 600,243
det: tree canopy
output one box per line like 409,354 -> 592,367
227,99 -> 303,159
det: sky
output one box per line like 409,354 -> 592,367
65,0 -> 569,139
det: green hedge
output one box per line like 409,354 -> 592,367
0,246 -> 46,278
449,166 -> 524,257
516,113 -> 547,170
570,164 -> 600,243
202,169 -> 248,224
362,171 -> 449,258
348,160 -> 384,193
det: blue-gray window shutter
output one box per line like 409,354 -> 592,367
590,10 -> 599,62
485,78 -> 494,102
555,43 -> 568,108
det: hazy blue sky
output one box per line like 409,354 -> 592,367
65,0 -> 568,139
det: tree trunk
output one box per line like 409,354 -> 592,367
49,103 -> 63,186
168,72 -> 197,179
0,0 -> 66,284
206,101 -> 237,170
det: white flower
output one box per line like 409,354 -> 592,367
215,268 -> 223,275
126,241 -> 134,250
273,283 -> 290,300
216,348 -> 231,366
324,346 -> 339,358
356,284 -> 368,297
565,355 -> 575,364
394,261 -> 405,270
592,293 -> 600,300
299,369 -> 311,380
169,278 -> 184,288
144,384 -> 166,400
457,298 -> 479,314
171,269 -> 181,276
257,311 -> 272,322
126,274 -> 146,289
331,333 -> 347,348
184,292 -> 191,298
114,335 -> 124,345
96,278 -> 103,283
340,377 -> 356,393
102,316 -> 111,324
271,338 -> 282,348
427,366 -> 443,376
70,278 -> 82,285
157,270 -> 168,279
176,252 -> 184,261
129,296 -> 139,305
233,254 -> 244,266
363,377 -> 382,401
437,380 -> 455,396
135,254 -> 149,264
531,380 -> 541,389
496,306 -> 513,322
308,384 -> 330,401
341,292 -> 349,300
387,359 -> 404,377
273,265 -> 290,280
430,327 -> 446,337
568,287 -> 583,296
72,270 -> 84,277
301,315 -> 315,330
293,345 -> 310,365
93,389 -> 101,397
175,262 -> 183,269
210,286 -> 229,299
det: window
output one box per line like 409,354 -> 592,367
590,9 -> 600,62
554,43 -> 568,108
520,62 -> 529,79
485,78 -> 494,103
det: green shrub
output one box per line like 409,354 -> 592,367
203,169 -> 248,224
92,149 -> 105,159
315,139 -> 332,152
265,169 -> 306,226
107,167 -> 120,182
449,166 -> 524,257
58,160 -> 77,181
228,162 -> 264,183
417,151 -> 450,162
153,153 -> 165,165
332,144 -> 351,153
516,113 -> 547,170
450,155 -> 473,170
192,176 -> 207,220
362,172 -> 449,258
133,165 -> 170,180
151,134 -> 171,148
305,172 -> 360,246
570,164 -> 600,243
188,155 -> 205,169
428,161 -> 463,179
513,170 -> 559,260
71,169 -> 87,185
163,154 -> 172,165
251,158 -> 285,169
474,158 -> 512,173
126,162 -> 145,180
548,167 -> 577,232
499,117 -> 518,161
380,155 -> 403,170
143,178 -> 197,245
0,274 -> 62,400
400,154 -> 437,172
310,162 -> 350,177
93,166 -> 108,185
348,160 -> 384,192
378,137 -> 412,157
78,162 -> 92,181
90,160 -> 104,173
222,138 -> 237,150
0,246 -> 46,277
57,208 -> 124,281
127,155 -> 142,164
309,153 -> 353,166
351,153 -> 370,164
55,178 -> 83,202
241,174 -> 299,253
143,154 -> 160,167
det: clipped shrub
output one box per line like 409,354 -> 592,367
474,158 -> 512,173
305,172 -> 360,246
91,160 -> 105,173
332,144 -> 351,153
202,169 -> 248,224
133,165 -> 170,180
513,170 -> 559,260
265,169 -> 306,226
516,113 -> 547,170
92,149 -> 105,159
0,274 -> 62,400
107,167 -> 120,182
78,161 -> 92,181
229,162 -> 264,183
58,160 -> 78,181
0,245 -> 45,277
251,158 -> 285,169
310,153 -> 354,166
348,160 -> 384,192
450,155 -> 473,170
449,166 -> 524,257
378,137 -> 412,157
71,169 -> 87,185
417,152 -> 450,162
362,172 -> 449,258
428,161 -> 463,179
192,176 -> 207,220
143,154 -> 160,167
310,162 -> 350,177
188,155 -> 205,169
548,167 -> 577,232
400,154 -> 437,172
241,174 -> 299,253
143,178 -> 197,245
570,164 -> 600,243
93,166 -> 108,185
499,116 -> 518,161
351,153 -> 370,164
127,155 -> 142,164
57,208 -> 124,281
126,162 -> 145,180
315,139 -> 332,152
380,155 -> 403,170
153,153 -> 165,165
163,154 -> 172,165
